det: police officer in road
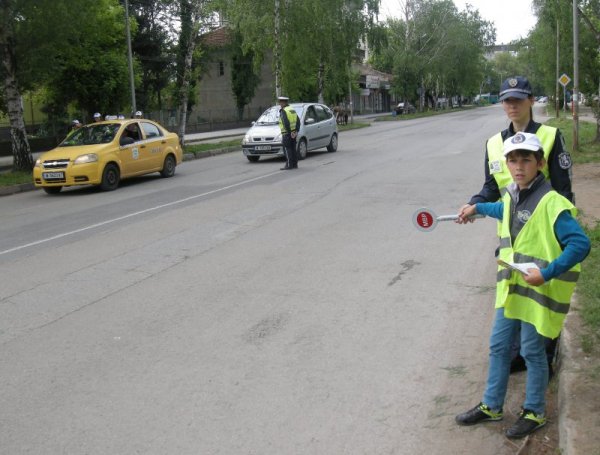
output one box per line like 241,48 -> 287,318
278,96 -> 300,170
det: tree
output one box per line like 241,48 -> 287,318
230,30 -> 260,120
1,0 -> 33,171
220,0 -> 380,104
174,0 -> 214,143
129,0 -> 177,114
370,0 -> 494,108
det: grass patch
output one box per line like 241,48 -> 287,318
544,116 -> 599,163
0,171 -> 32,186
338,121 -> 370,131
547,115 -> 600,351
184,139 -> 242,155
578,221 -> 600,348
375,105 -> 476,122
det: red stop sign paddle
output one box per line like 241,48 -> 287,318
412,207 -> 483,232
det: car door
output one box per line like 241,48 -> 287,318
119,122 -> 145,175
140,121 -> 166,170
314,104 -> 335,148
302,105 -> 321,150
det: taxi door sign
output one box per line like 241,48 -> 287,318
132,147 -> 139,159
558,74 -> 571,87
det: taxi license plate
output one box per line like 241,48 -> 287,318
255,145 -> 271,151
42,171 -> 65,180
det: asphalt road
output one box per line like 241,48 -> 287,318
1,105 -> 527,454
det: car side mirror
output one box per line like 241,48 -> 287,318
120,136 -> 135,146
305,118 -> 315,125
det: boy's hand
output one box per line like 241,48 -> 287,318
456,204 -> 477,224
523,268 -> 545,286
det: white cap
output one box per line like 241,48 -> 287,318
503,132 -> 543,156
93,112 -> 101,118
277,96 -> 289,102
135,111 -> 142,116
72,119 -> 80,124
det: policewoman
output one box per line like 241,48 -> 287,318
278,96 -> 300,170
459,76 -> 573,377
464,76 -> 573,205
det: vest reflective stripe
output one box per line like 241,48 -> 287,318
495,191 -> 579,339
487,125 -> 557,192
279,106 -> 298,133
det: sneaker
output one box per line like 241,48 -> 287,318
506,408 -> 546,439
455,403 -> 503,426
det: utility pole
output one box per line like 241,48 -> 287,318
274,0 -> 281,97
555,18 -> 560,118
573,0 -> 579,151
125,0 -> 136,114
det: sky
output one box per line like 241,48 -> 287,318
379,0 -> 538,45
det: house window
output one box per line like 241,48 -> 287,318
219,61 -> 224,76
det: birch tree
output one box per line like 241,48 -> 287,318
0,0 -> 33,171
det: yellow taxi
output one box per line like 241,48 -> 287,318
33,118 -> 183,194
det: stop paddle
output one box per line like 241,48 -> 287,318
412,207 -> 484,233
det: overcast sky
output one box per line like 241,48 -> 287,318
379,0 -> 538,45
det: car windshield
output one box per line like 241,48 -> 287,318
255,105 -> 306,125
59,124 -> 121,146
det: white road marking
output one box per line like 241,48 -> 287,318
1,171 -> 282,256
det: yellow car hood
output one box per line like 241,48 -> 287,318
39,143 -> 113,161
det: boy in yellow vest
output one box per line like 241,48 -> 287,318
454,132 -> 590,438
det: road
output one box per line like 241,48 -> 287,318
1,105 -> 526,454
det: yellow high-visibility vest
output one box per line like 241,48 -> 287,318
279,106 -> 298,134
496,191 -> 580,339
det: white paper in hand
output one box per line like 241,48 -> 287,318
497,259 -> 540,276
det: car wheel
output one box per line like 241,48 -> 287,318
100,163 -> 120,191
327,133 -> 338,153
43,186 -> 62,194
297,138 -> 307,160
160,154 -> 176,177
246,156 -> 260,162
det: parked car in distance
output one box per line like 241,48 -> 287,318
33,118 -> 183,194
242,102 -> 338,162
394,102 -> 416,114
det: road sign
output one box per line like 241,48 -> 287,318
558,73 -> 571,87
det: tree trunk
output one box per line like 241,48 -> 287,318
317,61 -> 325,104
0,0 -> 34,172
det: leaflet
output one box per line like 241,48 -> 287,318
497,259 -> 540,276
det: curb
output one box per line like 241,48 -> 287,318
557,298 -> 600,455
0,146 -> 243,197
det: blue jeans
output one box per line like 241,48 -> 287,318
482,308 -> 548,414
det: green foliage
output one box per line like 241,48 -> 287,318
370,1 -> 495,106
13,0 -> 131,117
129,0 -> 177,113
230,30 -> 260,119
220,0 -> 379,104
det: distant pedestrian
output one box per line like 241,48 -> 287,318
134,111 -> 143,119
93,112 -> 102,123
278,96 -> 300,170
71,119 -> 82,130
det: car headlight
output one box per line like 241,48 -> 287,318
34,159 -> 41,168
73,153 -> 98,164
243,133 -> 251,144
275,133 -> 282,142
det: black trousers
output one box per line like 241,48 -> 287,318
282,134 -> 298,168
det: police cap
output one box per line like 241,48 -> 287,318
499,76 -> 532,101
